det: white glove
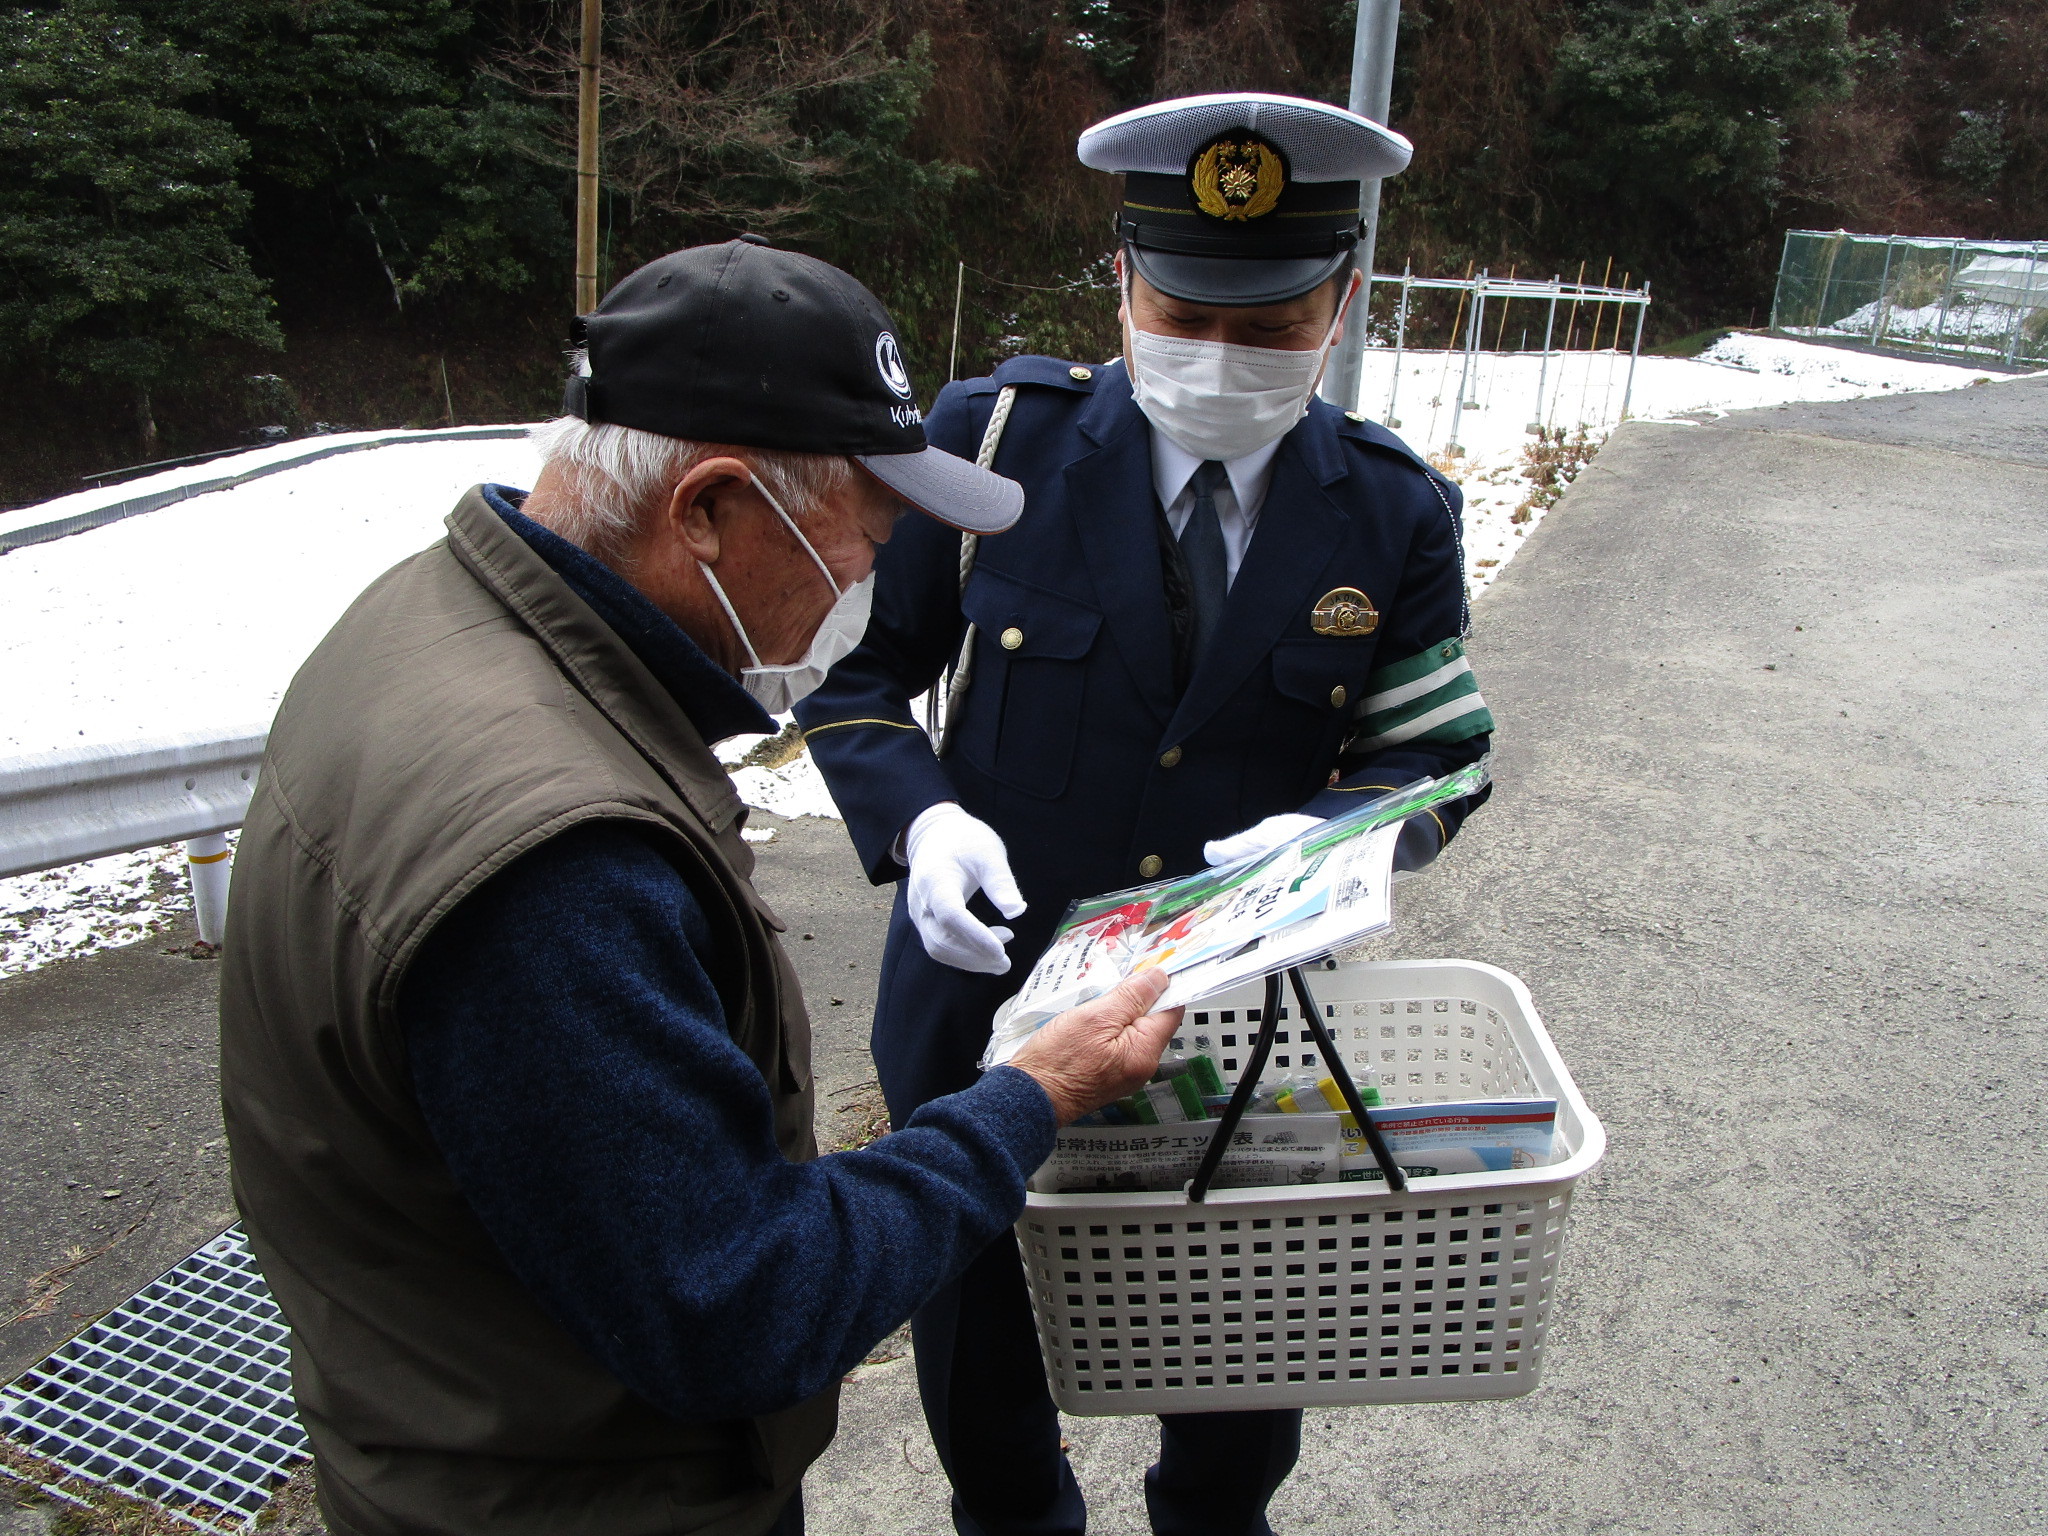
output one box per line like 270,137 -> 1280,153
904,802 -> 1028,974
1203,813 -> 1323,869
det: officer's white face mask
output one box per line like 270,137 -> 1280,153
698,475 -> 874,715
1124,278 -> 1347,462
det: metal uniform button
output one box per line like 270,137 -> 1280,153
1344,410 -> 1366,422
1069,366 -> 1093,381
1139,854 -> 1163,879
1330,685 -> 1347,709
1000,627 -> 1024,650
1159,746 -> 1183,768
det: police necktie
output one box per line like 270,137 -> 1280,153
1179,460 -> 1230,662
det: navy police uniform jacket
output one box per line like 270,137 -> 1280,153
797,356 -> 1494,1115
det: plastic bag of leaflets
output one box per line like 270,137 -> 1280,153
1029,1033 -> 1559,1195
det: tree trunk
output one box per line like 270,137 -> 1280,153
135,384 -> 159,461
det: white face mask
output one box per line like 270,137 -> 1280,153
1124,280 -> 1346,461
698,476 -> 874,715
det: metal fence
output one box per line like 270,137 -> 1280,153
0,730 -> 265,944
1354,268 -> 1653,452
1770,229 -> 2048,371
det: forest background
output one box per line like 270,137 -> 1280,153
0,0 -> 2040,502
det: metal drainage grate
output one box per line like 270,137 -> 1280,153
0,1226 -> 306,1531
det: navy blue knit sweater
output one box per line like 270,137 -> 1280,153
398,487 -> 1057,1422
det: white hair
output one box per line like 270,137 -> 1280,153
525,360 -> 855,561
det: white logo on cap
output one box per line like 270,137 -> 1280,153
875,332 -> 914,400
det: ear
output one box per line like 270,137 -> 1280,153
664,456 -> 754,565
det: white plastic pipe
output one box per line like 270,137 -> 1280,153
185,832 -> 232,945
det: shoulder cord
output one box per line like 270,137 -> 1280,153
930,384 -> 1017,755
1423,468 -> 1473,638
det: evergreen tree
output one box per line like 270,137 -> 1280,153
125,0 -> 568,308
1543,0 -> 1855,295
0,1 -> 280,454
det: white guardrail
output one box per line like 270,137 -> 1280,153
0,729 -> 268,943
0,422 -> 531,946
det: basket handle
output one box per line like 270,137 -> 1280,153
1183,968 -> 1410,1201
1288,966 -> 1407,1192
1185,973 -> 1283,1203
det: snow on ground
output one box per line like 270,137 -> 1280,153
2,431 -> 542,756
0,843 -> 193,977
0,339 -> 2022,974
713,717 -> 845,827
1799,296 -> 2037,350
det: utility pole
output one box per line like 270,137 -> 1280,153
574,0 -> 601,315
1320,0 -> 1400,412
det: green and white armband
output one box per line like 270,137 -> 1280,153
1355,638 -> 1495,750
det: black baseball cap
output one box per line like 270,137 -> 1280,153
563,238 -> 1022,534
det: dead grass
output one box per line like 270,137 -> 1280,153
826,1082 -> 892,1152
252,1465 -> 323,1533
1513,425 -> 1599,523
0,1436 -> 267,1536
737,721 -> 807,771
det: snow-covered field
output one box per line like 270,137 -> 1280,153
2,434 -> 543,756
0,336 -> 2024,975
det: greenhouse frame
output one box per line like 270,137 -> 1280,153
1770,230 -> 2048,371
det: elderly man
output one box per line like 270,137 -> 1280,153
218,238 -> 1181,1536
796,97 -> 1495,1535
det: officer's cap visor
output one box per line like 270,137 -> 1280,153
856,446 -> 1024,534
1129,242 -> 1355,309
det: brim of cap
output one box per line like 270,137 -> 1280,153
1130,243 -> 1355,309
856,446 -> 1024,534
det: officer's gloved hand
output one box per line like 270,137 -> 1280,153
1204,811 -> 1444,873
903,802 -> 1028,974
1202,813 -> 1323,868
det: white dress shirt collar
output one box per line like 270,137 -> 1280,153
1149,431 -> 1283,523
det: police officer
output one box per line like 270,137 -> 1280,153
796,94 -> 1495,1536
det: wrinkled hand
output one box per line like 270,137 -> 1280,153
1008,970 -> 1184,1125
1202,813 -> 1322,868
905,802 -> 1027,974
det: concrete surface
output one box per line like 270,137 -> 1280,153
7,372 -> 2046,1531
0,920 -> 236,1386
803,374 -> 2048,1534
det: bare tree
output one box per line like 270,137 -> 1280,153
504,0 -> 921,239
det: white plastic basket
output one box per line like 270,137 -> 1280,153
1015,958 -> 1605,1415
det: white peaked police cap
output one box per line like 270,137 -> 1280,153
1078,93 -> 1413,183
1077,94 -> 1413,307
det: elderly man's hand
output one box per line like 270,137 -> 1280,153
1007,970 -> 1184,1126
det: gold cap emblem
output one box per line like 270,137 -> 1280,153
1191,135 -> 1285,222
1311,587 -> 1378,636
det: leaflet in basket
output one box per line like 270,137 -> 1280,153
980,763 -> 1491,1070
1034,1099 -> 1557,1193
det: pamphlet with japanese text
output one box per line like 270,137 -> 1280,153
981,764 -> 1490,1068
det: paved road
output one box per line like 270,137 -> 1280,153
0,924 -> 235,1385
7,373 -> 2045,1531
